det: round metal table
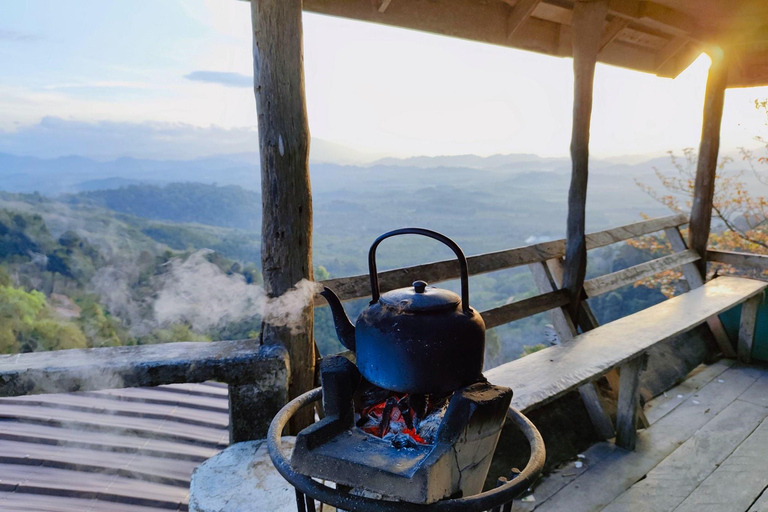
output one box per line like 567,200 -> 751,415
268,387 -> 546,512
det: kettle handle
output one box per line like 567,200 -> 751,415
368,228 -> 471,314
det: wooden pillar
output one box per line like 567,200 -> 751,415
562,0 -> 608,317
689,50 -> 729,276
251,0 -> 315,432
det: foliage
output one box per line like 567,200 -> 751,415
520,344 -> 546,356
630,99 -> 768,297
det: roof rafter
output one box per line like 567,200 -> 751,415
505,0 -> 544,41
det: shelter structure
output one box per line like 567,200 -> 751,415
2,0 -> 768,510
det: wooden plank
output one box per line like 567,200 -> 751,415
616,356 -> 644,450
0,341 -> 288,400
562,0 -> 608,317
534,365 -> 760,512
673,416 -> 768,512
599,16 -> 630,51
480,289 -> 570,329
0,492 -> 170,512
689,52 -> 729,275
748,490 -> 768,512
485,277 -> 767,412
738,294 -> 762,363
506,0 -> 543,40
665,228 -> 736,358
251,0 -> 315,433
510,442 -> 618,511
707,249 -> 768,270
654,35 -> 689,71
529,260 -> 615,440
583,249 -> 700,297
528,262 -> 576,340
643,359 -> 734,425
603,398 -> 768,512
318,214 -> 688,303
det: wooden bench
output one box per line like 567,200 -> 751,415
486,276 -> 768,449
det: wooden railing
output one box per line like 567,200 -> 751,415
316,213 -> 690,329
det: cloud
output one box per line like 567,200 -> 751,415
184,71 -> 252,88
0,29 -> 43,42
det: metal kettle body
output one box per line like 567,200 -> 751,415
321,228 -> 485,394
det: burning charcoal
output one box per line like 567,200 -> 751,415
416,401 -> 448,444
379,397 -> 397,437
387,432 -> 420,450
397,396 -> 414,430
358,381 -> 390,409
409,394 -> 428,420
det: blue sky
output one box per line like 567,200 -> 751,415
1,0 -> 767,161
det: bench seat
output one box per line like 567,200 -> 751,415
486,276 -> 768,416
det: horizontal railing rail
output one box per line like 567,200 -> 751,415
707,249 -> 768,270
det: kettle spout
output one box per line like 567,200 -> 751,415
320,286 -> 356,351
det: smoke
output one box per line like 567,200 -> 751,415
153,250 -> 320,334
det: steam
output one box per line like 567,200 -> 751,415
154,250 -> 320,334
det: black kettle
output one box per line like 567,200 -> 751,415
320,228 -> 485,394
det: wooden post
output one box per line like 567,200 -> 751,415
251,0 -> 315,432
738,294 -> 762,363
689,49 -> 729,276
616,355 -> 645,450
562,0 -> 608,317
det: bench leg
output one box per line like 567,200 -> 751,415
738,295 -> 762,363
578,383 -> 615,440
616,356 -> 644,450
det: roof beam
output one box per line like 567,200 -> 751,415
377,0 -> 392,13
607,0 -> 697,39
654,36 -> 689,71
506,0 -> 543,41
599,16 -> 630,52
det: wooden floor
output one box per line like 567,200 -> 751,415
516,359 -> 768,512
0,382 -> 229,512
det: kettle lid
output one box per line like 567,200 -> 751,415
378,280 -> 460,313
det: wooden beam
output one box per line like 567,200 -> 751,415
599,16 -> 630,52
707,250 -> 768,271
318,214 -> 688,304
738,294 -> 762,363
377,0 -> 392,14
689,50 -> 729,277
655,36 -> 689,71
507,0 -> 543,41
583,249 -> 700,297
616,355 -> 645,450
666,229 -> 737,358
480,289 -> 570,329
251,0 -> 315,431
607,0 -> 697,38
529,261 -> 578,339
563,0 -> 608,317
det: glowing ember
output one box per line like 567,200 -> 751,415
356,389 -> 449,447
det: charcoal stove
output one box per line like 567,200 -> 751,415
267,229 -> 545,511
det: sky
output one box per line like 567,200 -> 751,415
1,0 -> 767,161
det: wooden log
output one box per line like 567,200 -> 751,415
738,294 -> 762,363
480,289 -> 570,329
616,355 -> 645,450
582,249 -> 700,297
666,228 -> 737,358
318,214 -> 687,304
707,249 -> 768,270
251,0 -> 315,431
688,50 -> 729,276
562,0 -> 608,317
0,340 -> 288,398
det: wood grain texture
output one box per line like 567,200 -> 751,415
562,0 -> 608,317
251,0 -> 315,430
0,340 -> 288,398
485,277 -> 767,413
615,356 -> 644,450
481,289 -> 571,329
317,214 -> 687,304
738,294 -> 762,363
534,364 -> 761,512
529,261 -> 576,340
673,415 -> 768,512
707,249 -> 768,270
665,228 -> 736,357
688,52 -> 729,275
583,249 -> 700,297
603,398 -> 768,512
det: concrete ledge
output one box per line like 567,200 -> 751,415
190,437 -> 297,512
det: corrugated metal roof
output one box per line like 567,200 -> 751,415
0,383 -> 230,512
